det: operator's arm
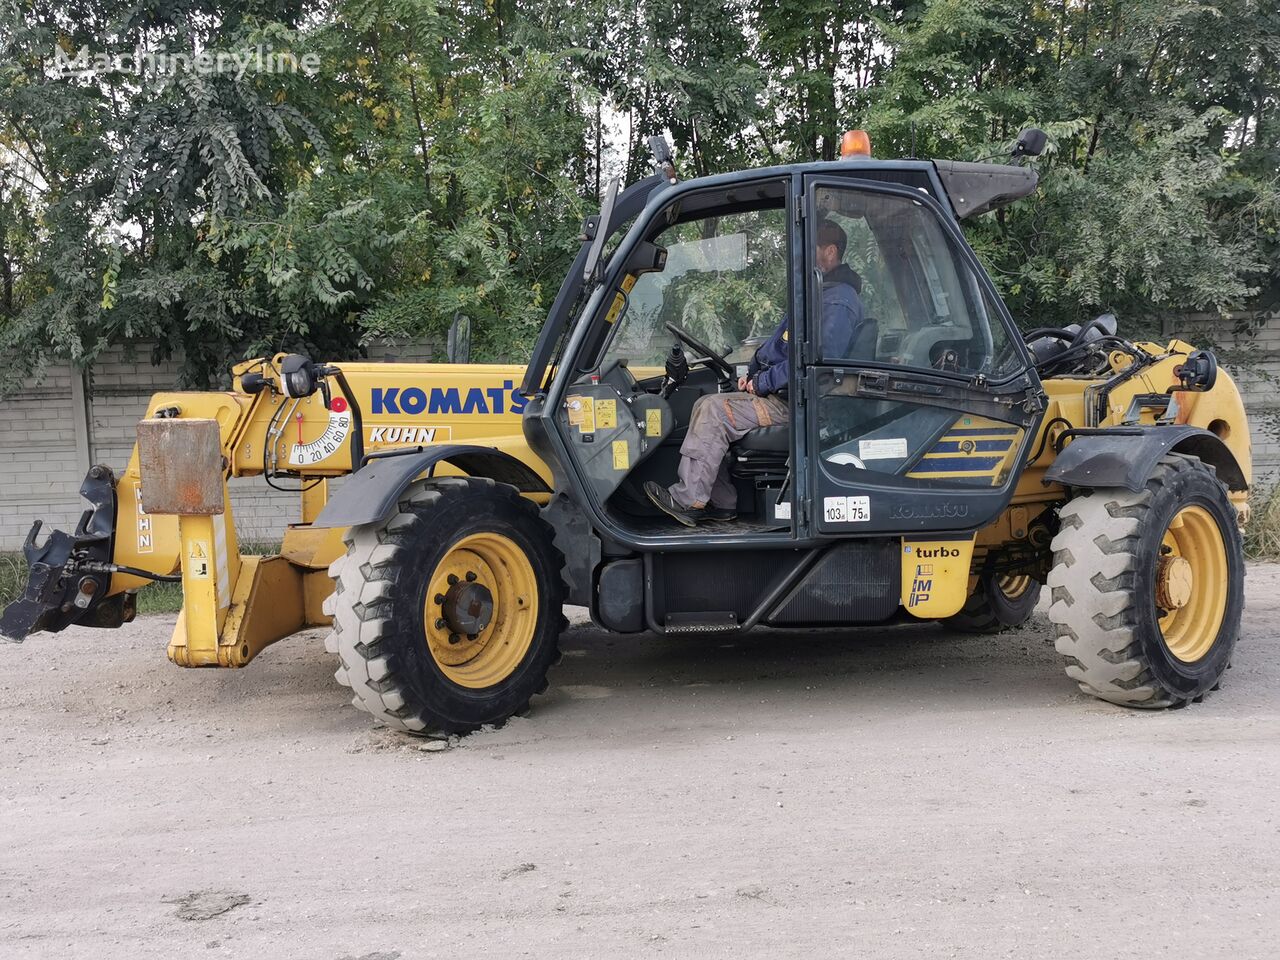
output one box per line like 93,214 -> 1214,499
749,319 -> 790,396
752,348 -> 788,395
749,289 -> 864,396
747,315 -> 784,382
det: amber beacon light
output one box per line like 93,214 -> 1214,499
840,129 -> 872,158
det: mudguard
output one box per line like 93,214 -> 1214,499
1043,426 -> 1247,493
311,445 -> 550,530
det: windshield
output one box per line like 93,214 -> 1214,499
601,205 -> 788,368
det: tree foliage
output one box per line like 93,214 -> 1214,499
0,0 -> 1276,386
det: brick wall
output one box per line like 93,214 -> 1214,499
0,341 -> 439,551
0,366 -> 85,548
1167,310 -> 1280,479
1,318 -> 1277,552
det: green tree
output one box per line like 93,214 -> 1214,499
0,0 -> 1275,387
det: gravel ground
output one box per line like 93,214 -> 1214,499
2,566 -> 1279,959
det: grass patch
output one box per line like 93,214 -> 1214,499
0,552 -> 26,610
135,580 -> 186,614
0,551 -> 187,615
1244,484 -> 1280,560
0,540 -> 284,618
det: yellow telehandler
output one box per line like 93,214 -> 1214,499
3,131 -> 1251,734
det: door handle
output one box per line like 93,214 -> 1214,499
858,372 -> 889,395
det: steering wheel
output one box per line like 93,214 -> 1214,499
664,322 -> 736,380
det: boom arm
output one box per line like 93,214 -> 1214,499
1,354 -> 547,670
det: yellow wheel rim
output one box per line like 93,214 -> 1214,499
997,573 -> 1033,601
1156,505 -> 1228,663
422,532 -> 539,689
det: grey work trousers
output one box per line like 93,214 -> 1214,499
668,391 -> 790,509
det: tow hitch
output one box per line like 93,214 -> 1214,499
0,465 -> 135,642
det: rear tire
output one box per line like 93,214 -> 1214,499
944,568 -> 1040,634
1046,454 -> 1244,708
323,477 -> 566,734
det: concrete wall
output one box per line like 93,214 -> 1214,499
0,341 -> 439,551
1166,310 -> 1280,480
2,317 -> 1278,551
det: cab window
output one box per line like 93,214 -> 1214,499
601,204 -> 789,370
815,184 -> 1017,377
810,182 -> 1027,494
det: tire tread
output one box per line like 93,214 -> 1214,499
324,478 -> 565,734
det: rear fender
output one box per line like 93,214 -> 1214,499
312,445 -> 550,530
1043,426 -> 1247,493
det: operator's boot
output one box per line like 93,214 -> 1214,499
644,481 -> 705,527
703,505 -> 738,522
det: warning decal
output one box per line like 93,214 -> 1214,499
612,440 -> 630,471
188,540 -> 210,579
646,408 -> 663,437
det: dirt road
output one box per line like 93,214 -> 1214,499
3,567 -> 1279,959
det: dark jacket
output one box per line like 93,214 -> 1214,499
748,264 -> 863,397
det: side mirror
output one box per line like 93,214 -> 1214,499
1011,127 -> 1047,160
446,313 -> 472,364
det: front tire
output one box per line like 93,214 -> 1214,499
323,477 -> 566,734
1046,454 -> 1244,708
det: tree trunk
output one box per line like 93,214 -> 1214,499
0,197 -> 12,318
407,68 -> 432,205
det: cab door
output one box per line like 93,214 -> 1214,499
797,176 -> 1044,538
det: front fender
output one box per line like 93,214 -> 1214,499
1043,426 -> 1247,493
312,445 -> 551,530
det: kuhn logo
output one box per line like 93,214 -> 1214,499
368,426 -> 453,443
371,380 -> 526,416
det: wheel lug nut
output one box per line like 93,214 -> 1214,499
435,618 -> 446,629
465,571 -> 477,582
434,594 -> 445,604
448,633 -> 461,644
447,574 -> 459,585
467,633 -> 478,642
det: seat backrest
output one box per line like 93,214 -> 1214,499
848,316 -> 879,361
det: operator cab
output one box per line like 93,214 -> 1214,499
531,139 -> 1044,546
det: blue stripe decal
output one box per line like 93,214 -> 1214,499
931,439 -> 1013,453
942,427 -> 1020,436
912,456 -> 1004,472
